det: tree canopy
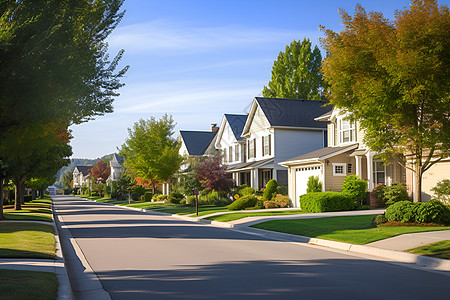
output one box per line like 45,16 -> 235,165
262,38 -> 326,100
196,156 -> 234,192
321,0 -> 450,201
119,114 -> 184,193
90,160 -> 111,184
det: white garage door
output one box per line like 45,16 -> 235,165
295,165 -> 322,207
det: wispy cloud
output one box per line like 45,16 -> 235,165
109,19 -> 322,54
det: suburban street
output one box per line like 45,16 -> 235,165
54,195 -> 450,300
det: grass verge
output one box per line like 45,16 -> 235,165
406,240 -> 450,260
3,200 -> 53,222
0,269 -> 58,300
204,210 -> 304,222
251,215 -> 450,245
0,222 -> 55,259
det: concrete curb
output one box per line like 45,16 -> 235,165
53,201 -> 112,300
83,197 -> 450,272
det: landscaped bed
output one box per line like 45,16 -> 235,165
251,215 -> 450,245
0,269 -> 58,300
204,210 -> 304,222
406,240 -> 450,260
0,222 -> 55,259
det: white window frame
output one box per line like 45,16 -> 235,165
339,118 -> 355,144
235,144 -> 239,162
249,139 -> 254,159
332,163 -> 347,176
263,136 -> 269,156
228,146 -> 233,162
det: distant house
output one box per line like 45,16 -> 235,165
107,153 -> 125,182
73,166 -> 92,189
280,108 -> 406,207
229,97 -> 331,190
47,185 -> 58,195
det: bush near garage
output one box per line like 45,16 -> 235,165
228,195 -> 257,211
341,175 -> 367,207
273,194 -> 290,208
263,179 -> 278,202
383,183 -> 410,207
385,200 -> 450,225
299,191 -> 355,213
263,201 -> 279,209
306,176 -> 322,193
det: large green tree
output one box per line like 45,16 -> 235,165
262,38 -> 326,100
321,0 -> 449,202
119,114 -> 184,194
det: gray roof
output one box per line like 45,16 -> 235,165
226,158 -> 274,172
180,131 -> 217,156
282,144 -> 358,164
225,114 -> 247,141
110,153 -> 124,168
255,97 -> 331,129
74,166 -> 91,176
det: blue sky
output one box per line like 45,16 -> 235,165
69,0 -> 449,158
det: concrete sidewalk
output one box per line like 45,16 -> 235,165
367,230 -> 450,251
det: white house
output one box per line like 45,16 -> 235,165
72,166 -> 92,189
227,97 -> 331,190
107,153 -> 125,182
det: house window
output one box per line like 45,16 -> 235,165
332,163 -> 346,176
347,164 -> 352,174
223,148 -> 227,163
263,135 -> 271,156
229,146 -> 233,162
339,119 -> 355,144
235,145 -> 239,162
373,161 -> 386,185
248,139 -> 255,159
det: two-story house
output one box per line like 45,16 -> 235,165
280,108 -> 406,207
107,153 -> 126,182
73,166 -> 92,190
214,114 -> 248,184
227,97 -> 331,190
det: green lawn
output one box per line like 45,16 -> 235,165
406,240 -> 450,260
0,269 -> 58,300
3,200 -> 53,222
156,205 -> 229,216
205,210 -> 305,222
0,222 -> 55,259
252,215 -> 450,245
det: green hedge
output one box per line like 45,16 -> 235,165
341,175 -> 367,206
228,195 -> 257,211
263,179 -> 278,201
300,191 -> 355,213
385,200 -> 450,225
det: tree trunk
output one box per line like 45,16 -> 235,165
14,178 -> 25,210
40,189 -> 44,199
413,167 -> 422,202
32,190 -> 37,200
0,177 -> 5,220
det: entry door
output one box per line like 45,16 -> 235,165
295,166 -> 322,207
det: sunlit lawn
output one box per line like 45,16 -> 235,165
252,215 -> 450,245
406,240 -> 450,260
0,269 -> 58,300
3,200 -> 53,222
205,210 -> 305,222
0,222 -> 55,259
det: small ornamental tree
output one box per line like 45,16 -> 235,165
263,179 -> 279,201
90,160 -> 111,183
195,156 -> 234,192
306,176 -> 322,193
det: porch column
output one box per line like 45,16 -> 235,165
355,155 -> 362,178
366,151 -> 375,191
253,169 -> 259,190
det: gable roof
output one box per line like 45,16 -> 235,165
74,166 -> 91,176
110,153 -> 124,168
179,131 -> 217,156
225,114 -> 247,141
242,97 -> 332,137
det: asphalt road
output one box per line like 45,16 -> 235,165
53,196 -> 450,300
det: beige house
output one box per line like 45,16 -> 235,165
280,108 -> 405,207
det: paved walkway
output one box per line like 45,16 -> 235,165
367,230 -> 450,251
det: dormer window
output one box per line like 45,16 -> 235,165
339,119 -> 355,144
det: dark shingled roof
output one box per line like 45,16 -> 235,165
74,166 -> 91,176
282,144 -> 358,163
180,131 -> 217,156
255,97 -> 331,129
225,114 -> 247,141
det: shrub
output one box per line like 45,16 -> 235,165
228,195 -> 257,211
255,199 -> 264,209
341,175 -> 367,207
212,197 -> 232,206
167,191 -> 184,204
23,195 -> 32,202
263,179 -> 278,201
206,190 -> 218,203
431,179 -> 450,205
186,195 -> 196,206
306,176 -> 322,193
383,183 -> 410,207
385,201 -> 417,223
276,184 -> 288,196
152,194 -> 160,200
255,190 -> 263,196
372,214 -> 388,226
156,194 -> 168,201
239,186 -> 255,196
264,201 -> 280,209
415,200 -> 450,225
273,194 -> 290,208
144,191 -> 152,202
300,192 -> 355,213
